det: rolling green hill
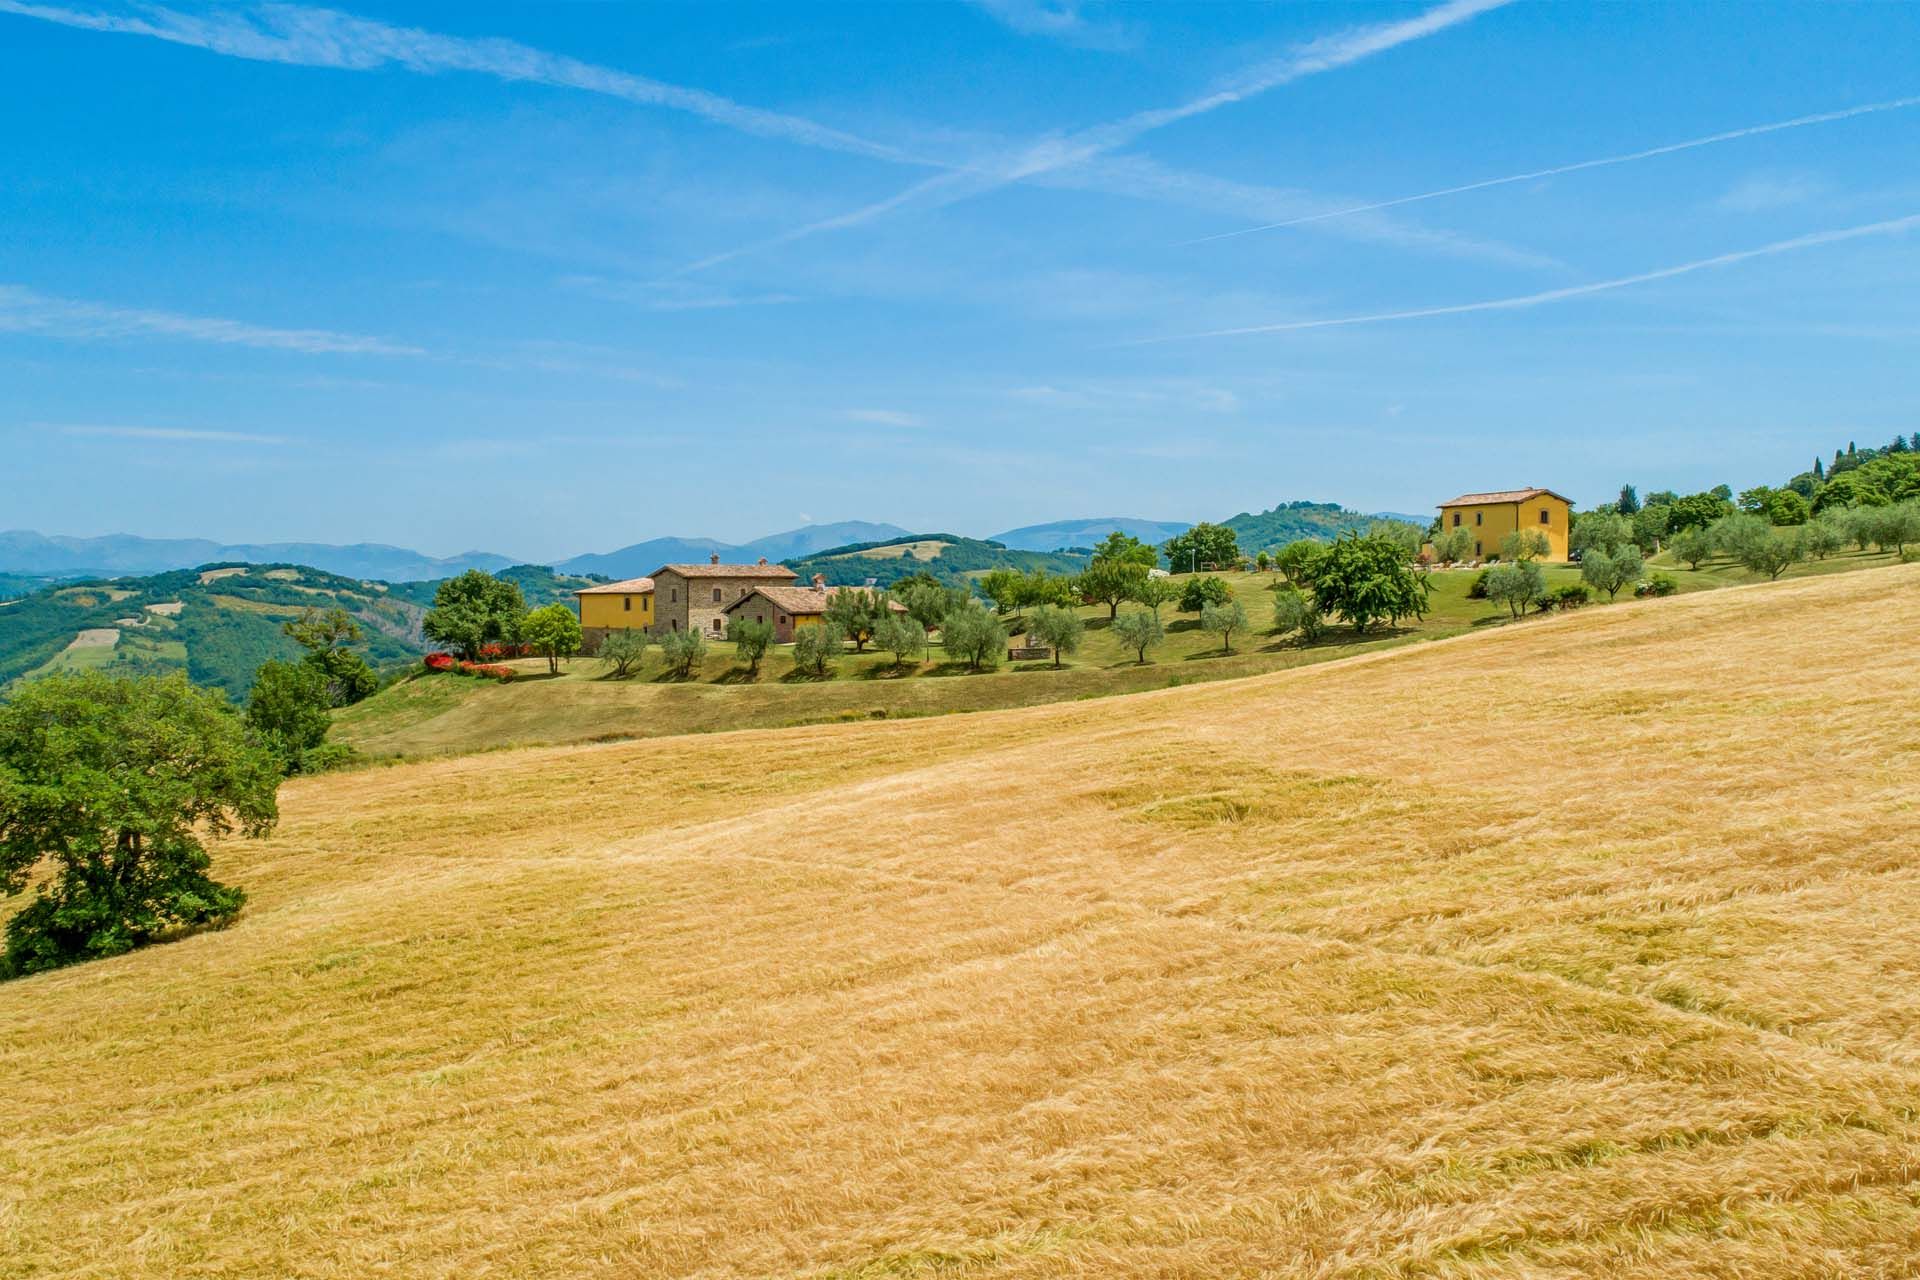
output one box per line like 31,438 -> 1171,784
785,534 -> 1088,587
0,562 -> 608,700
0,564 -> 430,698
1221,500 -> 1417,552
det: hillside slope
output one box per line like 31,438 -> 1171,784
7,565 -> 1920,1276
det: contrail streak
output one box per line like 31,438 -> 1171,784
1182,95 -> 1920,245
668,0 -> 1517,275
1132,212 -> 1920,343
0,0 -> 932,166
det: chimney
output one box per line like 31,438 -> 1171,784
758,557 -> 768,565
813,573 -> 827,589
709,552 -> 721,565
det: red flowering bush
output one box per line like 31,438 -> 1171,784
423,653 -> 514,681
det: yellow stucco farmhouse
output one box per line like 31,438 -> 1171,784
574,576 -> 655,654
1437,487 -> 1573,561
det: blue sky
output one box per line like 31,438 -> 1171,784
3,0 -> 1917,561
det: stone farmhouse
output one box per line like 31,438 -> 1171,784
573,554 -> 799,652
725,575 -> 909,643
651,556 -> 800,638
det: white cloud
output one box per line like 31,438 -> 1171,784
1717,171 -> 1828,214
0,284 -> 421,355
0,0 -> 927,165
967,0 -> 1137,51
1136,211 -> 1920,342
57,424 -> 290,444
843,408 -> 926,428
558,275 -> 802,311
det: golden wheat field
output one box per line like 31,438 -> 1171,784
6,565 -> 1920,1278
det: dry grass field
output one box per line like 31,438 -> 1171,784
6,564 -> 1920,1277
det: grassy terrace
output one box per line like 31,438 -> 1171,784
8,563 -> 1920,1276
334,546 -> 1905,759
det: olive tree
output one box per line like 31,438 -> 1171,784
1200,598 -> 1250,654
659,627 -> 708,679
1802,514 -> 1849,560
1669,526 -> 1715,570
1111,607 -> 1165,664
1272,539 -> 1325,585
1483,559 -> 1546,617
1268,585 -> 1326,643
1710,513 -> 1771,563
1570,511 -> 1632,557
1738,529 -> 1805,581
1498,529 -> 1551,562
1580,545 -> 1645,601
824,588 -> 888,652
790,623 -> 843,677
725,617 -> 774,675
1127,575 -> 1179,617
940,604 -> 1006,672
1025,603 -> 1084,669
872,612 -> 927,669
0,672 -> 279,978
898,580 -> 969,638
1429,527 -> 1473,565
598,629 -> 650,678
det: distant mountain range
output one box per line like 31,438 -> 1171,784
554,521 -> 912,579
2,507 -> 1435,585
0,530 -> 516,583
0,521 -> 914,584
987,517 -> 1193,552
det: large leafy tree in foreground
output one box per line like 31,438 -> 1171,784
0,672 -> 279,978
422,570 -> 527,661
1309,533 -> 1430,633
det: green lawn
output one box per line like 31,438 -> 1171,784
332,546 -> 1903,761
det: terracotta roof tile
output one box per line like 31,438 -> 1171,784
1438,487 -> 1573,508
573,576 -> 654,595
725,584 -> 909,616
650,562 -> 799,580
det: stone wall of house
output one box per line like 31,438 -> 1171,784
655,571 -> 779,638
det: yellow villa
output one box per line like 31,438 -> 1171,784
1437,487 -> 1573,561
574,576 -> 654,653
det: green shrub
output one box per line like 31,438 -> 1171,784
1634,573 -> 1678,598
300,742 -> 359,773
1177,575 -> 1232,612
1466,569 -> 1490,600
1269,585 -> 1326,641
1545,584 -> 1590,610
